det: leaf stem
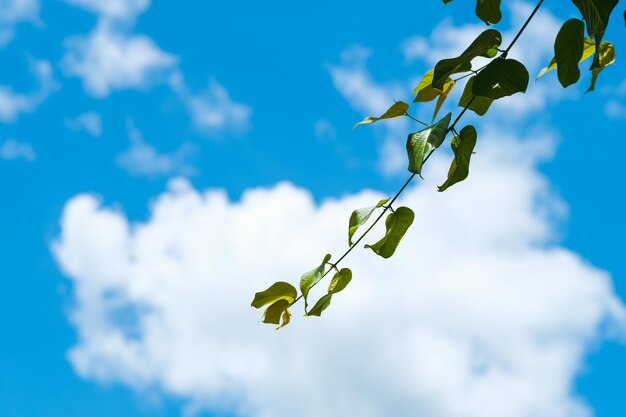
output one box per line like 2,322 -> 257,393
287,0 -> 545,310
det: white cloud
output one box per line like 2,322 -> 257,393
66,111 -> 103,137
116,120 -> 196,177
62,21 -> 178,97
0,138 -> 35,161
0,0 -> 40,46
52,127 -> 625,417
170,73 -> 252,135
0,58 -> 57,123
65,0 -> 149,21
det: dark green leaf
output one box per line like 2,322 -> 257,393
300,254 -> 331,310
570,0 -> 618,68
306,294 -> 333,317
263,299 -> 290,325
433,29 -> 502,90
458,76 -> 493,116
443,0 -> 453,4
348,199 -> 388,246
538,38 -> 595,78
587,41 -> 615,92
554,19 -> 585,87
406,113 -> 451,176
251,281 -> 297,308
365,207 -> 415,259
328,268 -> 352,294
354,101 -> 410,127
438,125 -> 478,192
476,0 -> 502,25
472,58 -> 529,99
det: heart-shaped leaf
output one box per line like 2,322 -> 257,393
472,58 -> 529,99
348,199 -> 389,246
365,207 -> 415,259
438,125 -> 478,192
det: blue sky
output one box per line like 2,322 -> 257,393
1,1 -> 626,416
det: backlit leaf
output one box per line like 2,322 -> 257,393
262,299 -> 290,325
365,207 -> 415,259
433,29 -> 502,90
438,125 -> 478,192
472,58 -> 529,99
276,309 -> 291,330
458,76 -> 493,116
251,281 -> 297,308
587,41 -> 615,92
328,268 -> 352,294
300,254 -> 332,310
306,294 -> 333,317
554,19 -> 585,87
354,101 -> 410,127
348,199 -> 389,246
406,113 -> 451,176
432,78 -> 455,121
476,0 -> 502,25
537,38 -> 595,78
570,0 -> 618,68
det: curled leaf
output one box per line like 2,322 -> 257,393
251,281 -> 297,308
587,41 -> 615,92
365,207 -> 415,259
438,125 -> 478,192
406,113 -> 451,176
300,254 -> 332,310
354,101 -> 410,127
349,199 -> 389,246
263,299 -> 290,325
306,294 -> 333,317
328,268 -> 352,294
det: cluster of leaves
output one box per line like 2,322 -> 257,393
251,0 -> 622,329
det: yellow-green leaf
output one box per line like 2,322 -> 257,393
328,268 -> 352,294
306,293 -> 333,317
348,199 -> 388,246
300,254 -> 331,310
432,78 -> 455,121
587,41 -> 615,92
262,299 -> 290,325
251,281 -> 297,308
458,76 -> 493,116
537,38 -> 595,79
365,207 -> 415,259
406,113 -> 451,176
354,101 -> 410,127
276,309 -> 291,330
438,125 -> 478,192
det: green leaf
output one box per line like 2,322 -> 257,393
251,281 -> 297,308
587,41 -> 615,92
306,294 -> 333,317
365,207 -> 415,259
262,299 -> 290,325
432,78 -> 455,121
348,199 -> 388,246
537,38 -> 595,78
443,0 -> 453,4
554,19 -> 585,87
412,70 -> 455,120
406,113 -> 451,176
354,101 -> 410,127
458,76 -> 493,116
571,0 -> 618,40
438,125 -> 478,192
276,309 -> 291,330
300,254 -> 331,310
472,58 -> 529,99
476,0 -> 502,25
328,268 -> 352,294
432,29 -> 502,90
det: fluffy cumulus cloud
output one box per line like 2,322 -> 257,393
0,58 -> 57,123
0,0 -> 40,45
116,120 -> 196,177
62,21 -> 178,97
53,125 -> 625,417
65,0 -> 149,20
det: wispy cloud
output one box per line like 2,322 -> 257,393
116,119 -> 196,177
65,0 -> 149,21
0,138 -> 36,161
170,73 -> 252,135
0,58 -> 57,123
0,0 -> 40,46
66,112 -> 103,137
